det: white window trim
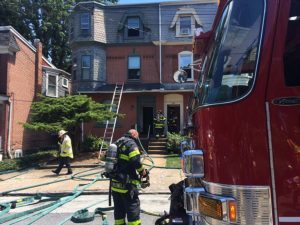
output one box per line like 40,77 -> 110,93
46,73 -> 58,97
178,51 -> 194,81
170,8 -> 202,38
62,77 -> 69,88
176,15 -> 194,37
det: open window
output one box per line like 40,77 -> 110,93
127,17 -> 140,37
179,51 -> 193,81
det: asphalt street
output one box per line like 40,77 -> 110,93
0,194 -> 171,225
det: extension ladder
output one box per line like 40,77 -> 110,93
98,83 -> 124,158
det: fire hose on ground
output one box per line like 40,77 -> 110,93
0,137 -> 181,224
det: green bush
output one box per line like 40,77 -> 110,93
82,135 -> 108,151
166,132 -> 187,154
0,150 -> 57,172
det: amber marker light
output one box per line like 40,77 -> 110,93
198,196 -> 223,220
228,200 -> 237,222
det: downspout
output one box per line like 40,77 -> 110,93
159,3 -> 162,85
7,95 -> 13,159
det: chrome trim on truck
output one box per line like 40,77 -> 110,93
201,181 -> 273,225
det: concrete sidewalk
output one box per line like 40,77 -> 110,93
0,156 -> 183,196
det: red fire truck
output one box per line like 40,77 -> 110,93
180,0 -> 300,224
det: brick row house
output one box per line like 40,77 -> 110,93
0,26 -> 70,158
70,0 -> 217,139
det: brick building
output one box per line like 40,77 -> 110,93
0,26 -> 70,158
70,0 -> 217,139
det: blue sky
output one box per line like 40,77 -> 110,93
118,0 -> 178,4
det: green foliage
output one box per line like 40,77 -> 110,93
0,150 -> 57,172
165,155 -> 181,169
82,135 -> 108,151
24,95 -> 117,134
0,0 -> 118,71
166,132 -> 187,154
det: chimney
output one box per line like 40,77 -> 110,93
34,39 -> 43,96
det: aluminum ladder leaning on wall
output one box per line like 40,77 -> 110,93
98,83 -> 124,159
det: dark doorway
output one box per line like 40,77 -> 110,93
142,107 -> 153,135
167,105 -> 180,133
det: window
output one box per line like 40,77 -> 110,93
128,56 -> 141,79
46,73 -> 58,97
127,17 -> 140,37
284,0 -> 300,86
62,78 -> 68,88
197,0 -> 264,106
81,55 -> 91,80
180,16 -> 192,35
179,51 -> 193,80
80,13 -> 90,30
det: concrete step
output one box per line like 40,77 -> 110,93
148,150 -> 168,154
148,144 -> 166,148
148,146 -> 166,151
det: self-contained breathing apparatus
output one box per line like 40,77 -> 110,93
103,138 -> 150,189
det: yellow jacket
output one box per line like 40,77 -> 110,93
58,135 -> 74,158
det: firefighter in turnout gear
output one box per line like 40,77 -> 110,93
111,129 -> 147,225
154,110 -> 166,138
52,130 -> 73,175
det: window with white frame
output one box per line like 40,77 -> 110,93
81,55 -> 91,80
127,17 -> 140,37
46,73 -> 58,97
128,56 -> 141,79
62,77 -> 68,88
179,16 -> 192,35
178,51 -> 193,80
80,13 -> 90,30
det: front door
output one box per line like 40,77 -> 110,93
142,107 -> 153,135
167,105 -> 180,133
267,0 -> 300,223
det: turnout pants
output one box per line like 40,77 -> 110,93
54,157 -> 72,174
112,189 -> 141,225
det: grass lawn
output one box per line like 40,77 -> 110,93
165,155 -> 181,168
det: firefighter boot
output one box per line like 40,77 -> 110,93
67,169 -> 73,175
52,170 -> 59,175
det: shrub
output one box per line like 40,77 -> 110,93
82,135 -> 108,151
166,132 -> 187,154
0,150 -> 57,172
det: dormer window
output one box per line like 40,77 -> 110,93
180,16 -> 192,35
127,17 -> 140,37
170,7 -> 203,37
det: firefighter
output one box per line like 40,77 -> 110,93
52,130 -> 73,175
154,110 -> 166,138
111,129 -> 147,225
168,110 -> 178,133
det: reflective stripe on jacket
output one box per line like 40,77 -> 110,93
111,137 -> 144,193
58,135 -> 74,158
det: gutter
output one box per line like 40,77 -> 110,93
159,3 -> 162,84
7,95 -> 13,159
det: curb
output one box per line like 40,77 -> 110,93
3,191 -> 171,196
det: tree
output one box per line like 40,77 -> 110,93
24,95 -> 119,151
0,0 -> 118,71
